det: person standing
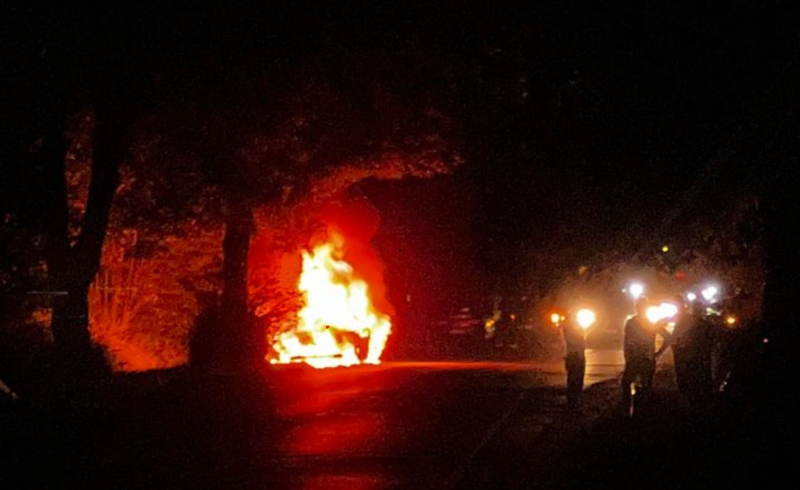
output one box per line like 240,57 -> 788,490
670,296 -> 693,396
671,299 -> 714,407
561,310 -> 587,404
621,296 -> 671,405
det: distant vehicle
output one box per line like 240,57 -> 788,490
435,307 -> 486,358
446,307 -> 483,335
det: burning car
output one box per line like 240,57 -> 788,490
269,230 -> 392,368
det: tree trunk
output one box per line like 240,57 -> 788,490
39,117 -> 89,357
218,196 -> 255,371
47,105 -> 123,369
51,288 -> 93,353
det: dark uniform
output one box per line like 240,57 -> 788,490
672,312 -> 714,405
562,319 -> 587,403
621,314 -> 669,403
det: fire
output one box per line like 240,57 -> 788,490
270,232 -> 392,368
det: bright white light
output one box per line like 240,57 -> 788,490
686,292 -> 697,302
646,302 -> 679,324
629,283 -> 644,299
646,306 -> 662,324
660,302 -> 678,319
576,308 -> 596,330
701,286 -> 719,302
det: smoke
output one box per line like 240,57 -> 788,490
315,199 -> 395,318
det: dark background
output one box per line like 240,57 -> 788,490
353,1 -> 800,322
3,1 -> 800,323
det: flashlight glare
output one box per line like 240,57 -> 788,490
646,306 -> 662,324
576,308 -> 596,330
646,303 -> 679,324
701,286 -> 719,301
629,283 -> 644,299
550,313 -> 561,325
660,302 -> 678,318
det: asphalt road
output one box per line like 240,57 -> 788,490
254,349 -> 623,489
3,350 -> 623,489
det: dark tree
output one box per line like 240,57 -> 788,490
0,4 -> 176,372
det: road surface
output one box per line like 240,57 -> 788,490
3,350 -> 623,489
251,349 -> 623,489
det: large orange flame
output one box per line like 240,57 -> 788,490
270,231 -> 392,368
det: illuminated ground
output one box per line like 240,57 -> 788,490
229,350 -> 625,489
2,351 -> 624,489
